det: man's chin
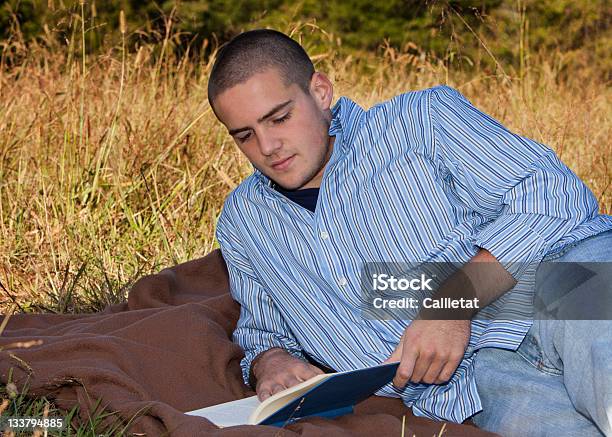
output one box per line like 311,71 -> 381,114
272,170 -> 323,191
267,172 -> 308,191
272,179 -> 302,191
260,167 -> 316,191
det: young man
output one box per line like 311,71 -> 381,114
208,29 -> 612,435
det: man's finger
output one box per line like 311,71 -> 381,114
269,383 -> 286,396
383,350 -> 402,364
258,389 -> 271,401
435,356 -> 462,384
421,357 -> 445,384
410,350 -> 436,383
383,340 -> 404,364
309,365 -> 325,376
393,349 -> 418,388
296,365 -> 323,381
281,374 -> 303,388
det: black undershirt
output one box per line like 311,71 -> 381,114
274,184 -> 320,213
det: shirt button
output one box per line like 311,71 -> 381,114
320,231 -> 329,240
338,277 -> 348,287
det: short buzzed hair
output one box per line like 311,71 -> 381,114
207,29 -> 315,108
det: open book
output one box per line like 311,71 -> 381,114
186,362 -> 400,427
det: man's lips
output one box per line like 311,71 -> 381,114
271,155 -> 295,171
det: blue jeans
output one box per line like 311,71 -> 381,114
471,230 -> 612,436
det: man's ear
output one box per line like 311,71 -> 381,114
309,71 -> 334,111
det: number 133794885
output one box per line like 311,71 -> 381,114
1,416 -> 65,431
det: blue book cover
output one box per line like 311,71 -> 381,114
260,361 -> 400,426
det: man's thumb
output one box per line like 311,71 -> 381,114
382,343 -> 403,364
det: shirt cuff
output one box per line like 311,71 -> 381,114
240,345 -> 306,386
473,213 -> 568,281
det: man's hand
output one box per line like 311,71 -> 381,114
251,348 -> 324,401
384,319 -> 470,387
382,249 -> 514,389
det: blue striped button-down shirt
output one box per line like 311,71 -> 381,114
215,85 -> 612,422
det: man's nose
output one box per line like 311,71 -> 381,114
258,130 -> 282,156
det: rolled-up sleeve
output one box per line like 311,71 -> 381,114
215,202 -> 305,385
428,85 -> 599,280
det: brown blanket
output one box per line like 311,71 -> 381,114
0,250 -> 496,436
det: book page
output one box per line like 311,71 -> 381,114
186,395 -> 261,428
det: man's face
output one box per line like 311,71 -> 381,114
212,68 -> 334,190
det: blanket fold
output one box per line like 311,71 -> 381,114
0,250 -> 495,436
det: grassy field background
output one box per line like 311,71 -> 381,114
1,20 -> 609,315
0,3 -> 610,435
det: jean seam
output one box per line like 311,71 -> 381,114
516,332 -> 563,376
516,347 -> 563,376
542,240 -> 581,262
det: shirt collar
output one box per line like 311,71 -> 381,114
253,96 -> 362,186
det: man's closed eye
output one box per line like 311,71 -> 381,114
273,112 -> 292,124
236,112 -> 291,143
237,132 -> 252,143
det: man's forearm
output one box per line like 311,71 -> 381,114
419,248 -> 517,320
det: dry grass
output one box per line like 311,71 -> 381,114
0,21 -> 610,314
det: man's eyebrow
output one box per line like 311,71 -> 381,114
228,99 -> 293,136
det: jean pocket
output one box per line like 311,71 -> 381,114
516,330 -> 562,376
